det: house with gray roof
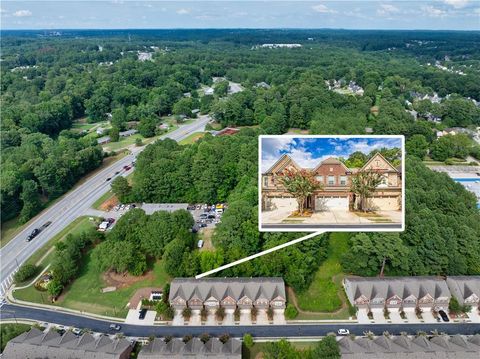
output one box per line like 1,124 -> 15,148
2,328 -> 133,359
169,277 -> 286,311
446,276 -> 480,308
138,338 -> 241,358
339,334 -> 480,358
344,276 -> 451,312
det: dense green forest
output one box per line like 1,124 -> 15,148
2,29 -> 480,280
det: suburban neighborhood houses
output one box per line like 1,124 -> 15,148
260,137 -> 403,229
344,276 -> 480,324
169,278 -> 286,325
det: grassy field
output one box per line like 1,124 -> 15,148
58,257 -> 170,317
15,249 -> 170,317
243,341 -> 317,359
92,190 -> 115,210
103,134 -> 144,152
179,132 -> 205,145
296,233 -> 350,313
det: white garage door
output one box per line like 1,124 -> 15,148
316,196 -> 348,211
370,197 -> 399,210
271,197 -> 296,211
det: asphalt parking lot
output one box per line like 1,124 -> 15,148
188,204 -> 225,231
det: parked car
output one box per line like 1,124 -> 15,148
113,205 -> 120,211
337,329 -> 350,335
138,309 -> 147,320
41,221 -> 52,228
109,324 -> 121,331
197,240 -> 204,248
207,214 -> 216,219
438,310 -> 449,322
106,177 -> 112,181
123,165 -> 129,170
199,213 -> 208,219
124,166 -> 131,171
107,218 -> 115,224
71,328 -> 82,335
26,228 -> 40,242
199,223 -> 207,228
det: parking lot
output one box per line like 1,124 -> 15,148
188,204 -> 227,232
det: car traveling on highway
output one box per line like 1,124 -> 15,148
26,228 -> 40,242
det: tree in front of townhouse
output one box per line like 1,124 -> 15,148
350,169 -> 384,212
278,168 -> 322,216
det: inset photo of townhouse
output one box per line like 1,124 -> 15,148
259,135 -> 405,232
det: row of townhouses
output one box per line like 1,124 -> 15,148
2,328 -> 242,359
138,338 -> 241,358
339,334 -> 480,358
261,152 -> 402,212
344,276 -> 480,312
2,328 -> 133,359
168,278 -> 286,311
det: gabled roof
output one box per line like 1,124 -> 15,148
313,156 -> 350,173
264,154 -> 301,174
138,338 -> 242,358
360,152 -> 399,173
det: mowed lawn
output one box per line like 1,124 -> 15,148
15,254 -> 170,318
296,232 -> 350,312
179,132 -> 205,145
59,255 -> 170,317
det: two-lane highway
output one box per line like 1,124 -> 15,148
0,116 -> 210,294
1,304 -> 479,338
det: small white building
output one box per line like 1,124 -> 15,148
204,87 -> 214,96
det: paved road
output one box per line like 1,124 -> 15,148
1,304 -> 479,338
0,117 -> 210,295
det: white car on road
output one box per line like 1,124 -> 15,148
337,329 -> 350,335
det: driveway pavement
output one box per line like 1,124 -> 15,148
404,309 -> 420,323
467,309 -> 480,323
261,208 -> 402,227
422,311 -> 437,323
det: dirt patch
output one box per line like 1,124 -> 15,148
199,228 -> 215,251
103,270 -> 154,289
100,195 -> 119,211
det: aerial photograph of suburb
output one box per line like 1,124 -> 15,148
0,1 -> 479,358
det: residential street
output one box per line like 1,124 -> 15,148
0,116 -> 210,296
1,304 -> 479,338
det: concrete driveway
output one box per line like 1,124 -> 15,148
261,208 -> 402,226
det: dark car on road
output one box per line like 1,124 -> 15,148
438,310 -> 449,322
139,309 -> 147,320
41,221 -> 52,228
106,177 -> 112,181
26,228 -> 40,242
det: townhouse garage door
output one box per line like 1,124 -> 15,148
271,197 -> 297,211
370,196 -> 399,211
316,196 -> 349,211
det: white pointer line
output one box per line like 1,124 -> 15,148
195,231 -> 325,279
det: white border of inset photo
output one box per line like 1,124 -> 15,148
258,135 -> 405,232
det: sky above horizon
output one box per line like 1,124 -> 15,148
1,1 -> 479,30
261,137 -> 402,173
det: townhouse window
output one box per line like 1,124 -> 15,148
340,175 -> 347,186
329,167 -> 333,172
316,175 -> 323,183
263,177 -> 268,187
328,175 -> 335,185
